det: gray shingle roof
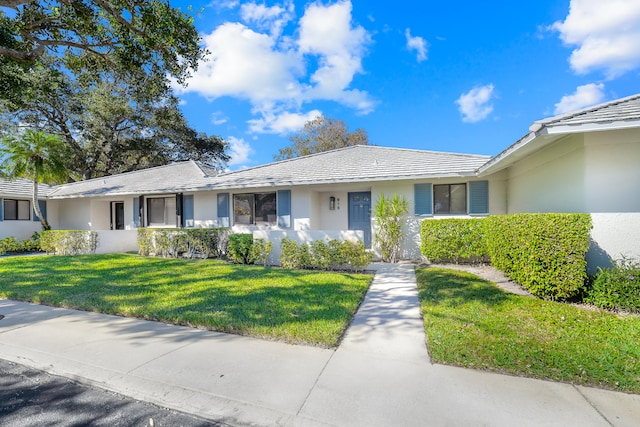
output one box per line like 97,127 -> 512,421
0,177 -> 51,198
47,161 -> 217,199
533,93 -> 640,129
207,145 -> 490,190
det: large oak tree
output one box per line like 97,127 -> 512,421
275,115 -> 369,161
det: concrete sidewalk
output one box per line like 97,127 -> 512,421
1,263 -> 639,426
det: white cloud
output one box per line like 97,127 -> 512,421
298,1 -> 374,112
248,108 -> 322,134
227,136 -> 254,167
455,84 -> 495,123
240,0 -> 295,37
211,111 -> 228,125
551,0 -> 640,78
405,28 -> 428,62
177,0 -> 375,131
553,83 -> 605,115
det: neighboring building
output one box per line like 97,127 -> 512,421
1,93 -> 639,271
0,178 -> 50,241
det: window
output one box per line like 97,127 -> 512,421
233,192 -> 277,225
3,199 -> 30,220
147,197 -> 176,226
433,184 -> 466,214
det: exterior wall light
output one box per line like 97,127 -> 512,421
329,196 -> 336,210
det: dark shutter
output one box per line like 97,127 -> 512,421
277,190 -> 291,228
0,198 -> 3,221
217,193 -> 230,227
176,193 -> 183,227
33,200 -> 47,222
138,195 -> 145,227
469,181 -> 489,214
414,183 -> 433,215
183,195 -> 194,228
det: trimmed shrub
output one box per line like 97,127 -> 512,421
420,218 -> 488,263
249,238 -> 273,266
484,213 -> 592,300
0,233 -> 41,255
40,230 -> 98,255
280,238 -> 372,272
138,228 -> 228,258
227,234 -> 256,264
586,258 -> 640,313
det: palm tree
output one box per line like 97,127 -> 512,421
0,130 -> 69,230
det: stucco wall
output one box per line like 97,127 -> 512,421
505,129 -> 640,270
57,198 -> 91,230
95,230 -> 139,254
0,221 -> 43,241
506,134 -> 585,213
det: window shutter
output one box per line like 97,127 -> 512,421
138,195 -> 145,227
183,195 -> 194,228
277,190 -> 291,228
176,193 -> 183,228
133,197 -> 140,227
217,193 -> 230,227
0,198 -> 3,221
469,180 -> 489,214
414,183 -> 433,215
33,200 -> 47,222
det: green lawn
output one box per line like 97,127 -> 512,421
0,253 -> 372,347
416,267 -> 640,394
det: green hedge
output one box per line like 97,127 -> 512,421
280,237 -> 372,272
40,230 -> 98,255
484,214 -> 591,300
420,218 -> 488,263
419,214 -> 592,300
0,233 -> 41,255
138,228 -> 228,258
586,258 -> 640,313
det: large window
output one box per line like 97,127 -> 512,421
233,192 -> 277,225
147,197 -> 176,226
3,199 -> 30,220
433,184 -> 466,214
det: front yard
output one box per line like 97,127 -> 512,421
0,253 -> 372,347
417,267 -> 640,394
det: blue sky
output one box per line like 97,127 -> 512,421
171,0 -> 640,169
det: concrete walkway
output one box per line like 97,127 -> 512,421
1,263 -> 639,426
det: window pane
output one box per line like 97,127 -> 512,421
164,197 -> 176,226
234,194 -> 254,225
433,185 -> 450,214
450,184 -> 467,214
18,200 -> 30,220
255,193 -> 276,225
148,198 -> 165,225
4,200 -> 17,220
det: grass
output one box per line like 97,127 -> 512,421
0,253 -> 372,347
416,267 -> 640,394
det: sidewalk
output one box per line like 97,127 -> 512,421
1,263 -> 639,426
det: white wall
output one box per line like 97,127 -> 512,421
95,230 -> 139,254
194,192 -> 218,228
506,134 -> 585,213
57,198 -> 91,230
0,221 -> 43,241
504,129 -> 640,270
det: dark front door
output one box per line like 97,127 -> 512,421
111,202 -> 125,230
348,192 -> 372,248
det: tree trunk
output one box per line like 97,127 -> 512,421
32,180 -> 50,231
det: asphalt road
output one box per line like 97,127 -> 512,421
0,359 -> 224,427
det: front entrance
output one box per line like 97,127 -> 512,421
110,202 -> 125,230
348,192 -> 372,248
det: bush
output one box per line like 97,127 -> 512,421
374,193 -> 409,263
587,258 -> 640,313
280,237 -> 372,272
420,218 -> 488,263
249,238 -> 273,266
0,232 -> 42,255
40,230 -> 98,255
138,228 -> 228,258
227,234 -> 256,264
484,213 -> 592,300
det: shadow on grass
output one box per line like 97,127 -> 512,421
0,254 -> 371,347
416,266 -> 509,308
